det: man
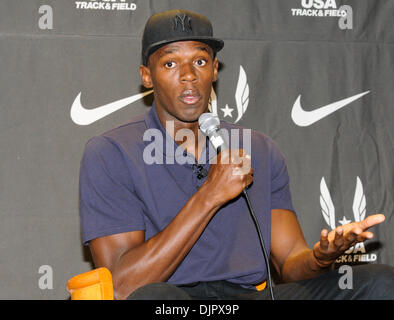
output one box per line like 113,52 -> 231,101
79,9 -> 394,300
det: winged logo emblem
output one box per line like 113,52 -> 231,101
320,176 -> 366,230
320,177 -> 336,230
209,65 -> 249,123
352,176 -> 366,222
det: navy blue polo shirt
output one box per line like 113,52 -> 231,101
79,103 -> 295,287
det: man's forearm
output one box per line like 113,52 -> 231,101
112,183 -> 223,299
280,248 -> 333,283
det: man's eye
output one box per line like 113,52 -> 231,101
195,59 -> 207,66
165,61 -> 176,68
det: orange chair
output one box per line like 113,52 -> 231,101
67,267 -> 266,300
67,267 -> 114,300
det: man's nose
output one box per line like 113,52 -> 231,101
180,63 -> 197,83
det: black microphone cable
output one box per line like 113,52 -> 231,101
242,188 -> 275,300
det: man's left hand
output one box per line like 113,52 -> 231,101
312,214 -> 385,268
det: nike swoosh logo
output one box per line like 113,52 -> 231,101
291,91 -> 370,127
70,90 -> 154,125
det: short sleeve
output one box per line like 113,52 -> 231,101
269,140 -> 295,213
79,136 -> 146,245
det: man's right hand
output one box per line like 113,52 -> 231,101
203,149 -> 253,207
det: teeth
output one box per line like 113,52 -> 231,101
183,90 -> 194,95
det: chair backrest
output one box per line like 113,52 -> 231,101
67,267 -> 114,300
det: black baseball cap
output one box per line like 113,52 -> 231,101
141,9 -> 224,66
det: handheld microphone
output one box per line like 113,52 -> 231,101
198,112 -> 229,152
198,112 -> 275,300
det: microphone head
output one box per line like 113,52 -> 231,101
199,113 -> 220,136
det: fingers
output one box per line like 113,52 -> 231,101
345,226 -> 362,243
237,154 -> 252,175
334,225 -> 371,248
315,214 -> 385,266
211,149 -> 253,189
327,224 -> 377,252
348,227 -> 373,242
335,213 -> 385,246
324,226 -> 360,252
360,231 -> 374,241
216,149 -> 250,166
333,227 -> 344,248
229,150 -> 252,176
358,214 -> 385,231
320,229 -> 329,251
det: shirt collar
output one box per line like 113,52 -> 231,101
144,102 -> 216,165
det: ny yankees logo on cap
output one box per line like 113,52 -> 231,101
173,13 -> 192,32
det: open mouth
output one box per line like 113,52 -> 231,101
179,89 -> 202,105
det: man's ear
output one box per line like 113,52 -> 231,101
212,58 -> 219,83
139,65 -> 153,89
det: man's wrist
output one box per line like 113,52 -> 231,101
197,182 -> 225,209
311,249 -> 333,271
